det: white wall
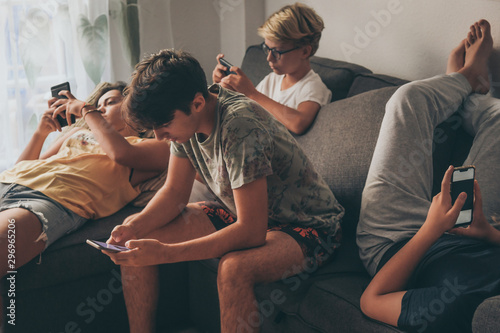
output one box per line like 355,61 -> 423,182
265,0 -> 500,97
139,0 -> 500,96
147,0 -> 265,82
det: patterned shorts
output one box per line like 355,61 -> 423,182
196,201 -> 341,268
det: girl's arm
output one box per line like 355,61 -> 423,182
16,98 -> 81,163
360,166 -> 467,326
83,111 -> 170,172
38,127 -> 81,160
51,91 -> 170,172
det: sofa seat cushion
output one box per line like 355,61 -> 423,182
284,275 -> 402,333
241,44 -> 372,102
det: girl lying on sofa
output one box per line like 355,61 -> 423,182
0,82 -> 170,319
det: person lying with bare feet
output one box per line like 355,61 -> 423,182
357,20 -> 500,332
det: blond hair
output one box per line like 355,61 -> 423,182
257,3 -> 324,57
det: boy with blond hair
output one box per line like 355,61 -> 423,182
213,3 -> 331,135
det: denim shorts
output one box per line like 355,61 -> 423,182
0,183 -> 87,249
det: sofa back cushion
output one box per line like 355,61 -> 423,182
295,87 -> 398,238
347,73 -> 409,97
241,44 -> 372,102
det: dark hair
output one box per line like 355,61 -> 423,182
123,49 -> 208,131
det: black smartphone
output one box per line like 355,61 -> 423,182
50,81 -> 76,127
451,165 -> 475,226
86,240 -> 130,253
219,58 -> 236,76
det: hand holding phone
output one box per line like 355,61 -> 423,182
451,165 -> 475,226
219,58 -> 236,76
50,82 -> 76,127
86,239 -> 130,253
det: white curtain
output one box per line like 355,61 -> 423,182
0,0 -> 173,172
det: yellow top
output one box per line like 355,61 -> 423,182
0,129 -> 144,219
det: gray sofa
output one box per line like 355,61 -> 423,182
2,45 -> 478,332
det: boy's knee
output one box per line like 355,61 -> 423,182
359,291 -> 374,318
388,82 -> 432,112
218,253 -> 254,287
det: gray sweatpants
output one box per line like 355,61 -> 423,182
357,73 -> 500,276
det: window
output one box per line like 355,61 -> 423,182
1,1 -> 74,171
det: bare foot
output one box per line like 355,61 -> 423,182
446,39 -> 466,74
458,19 -> 493,94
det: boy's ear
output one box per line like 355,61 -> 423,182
192,92 -> 206,112
301,45 -> 312,59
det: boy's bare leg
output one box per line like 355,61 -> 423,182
121,265 -> 158,333
217,231 -> 305,333
0,208 -> 46,327
457,19 -> 493,94
121,204 -> 217,333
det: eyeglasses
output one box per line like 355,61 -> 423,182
261,42 -> 300,60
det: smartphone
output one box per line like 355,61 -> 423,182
451,165 -> 475,226
219,58 -> 236,76
50,81 -> 76,127
86,239 -> 130,253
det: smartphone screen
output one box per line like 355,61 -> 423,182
451,166 -> 475,226
51,82 -> 70,99
50,82 -> 75,127
86,240 -> 130,253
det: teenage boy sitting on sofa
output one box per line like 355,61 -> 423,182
104,49 -> 344,333
358,19 -> 500,332
212,2 -> 331,135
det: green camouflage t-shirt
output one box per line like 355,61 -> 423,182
171,85 -> 344,236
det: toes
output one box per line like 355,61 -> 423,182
478,19 -> 491,34
475,22 -> 483,39
467,31 -> 475,45
469,24 -> 477,40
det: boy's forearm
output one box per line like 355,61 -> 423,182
249,92 -> 305,134
128,183 -> 192,238
367,223 -> 442,296
167,220 -> 266,263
